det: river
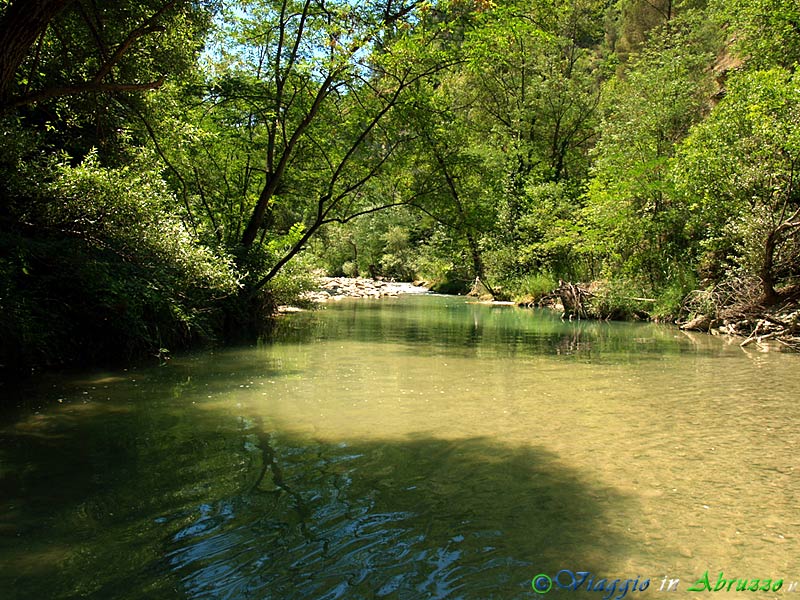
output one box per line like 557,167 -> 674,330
1,294 -> 799,599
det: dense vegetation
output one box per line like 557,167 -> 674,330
1,0 -> 799,372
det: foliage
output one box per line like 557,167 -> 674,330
582,20 -> 717,291
504,273 -> 559,305
142,0 -> 460,301
710,0 -> 800,68
588,279 -> 650,320
1,148 -> 239,370
651,268 -> 698,319
308,208 -> 421,280
2,0 -> 214,160
262,256 -> 319,308
462,0 -> 604,189
488,181 -> 586,281
674,67 -> 800,302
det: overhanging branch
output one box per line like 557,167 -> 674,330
2,0 -> 181,111
8,77 -> 167,108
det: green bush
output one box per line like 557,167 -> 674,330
589,279 -> 650,320
1,150 -> 240,372
341,260 -> 359,277
429,276 -> 471,295
652,271 -> 698,321
504,273 -> 558,304
264,256 -> 319,308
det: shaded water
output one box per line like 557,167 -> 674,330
1,295 -> 799,599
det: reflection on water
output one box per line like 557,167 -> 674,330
1,295 -> 799,599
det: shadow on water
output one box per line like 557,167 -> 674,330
0,386 -> 645,600
162,428 -> 638,600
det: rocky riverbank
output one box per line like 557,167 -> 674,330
301,277 -> 430,303
681,305 -> 800,351
515,279 -> 800,351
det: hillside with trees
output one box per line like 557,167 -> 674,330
2,0 -> 799,372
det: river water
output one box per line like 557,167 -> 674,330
1,295 -> 799,599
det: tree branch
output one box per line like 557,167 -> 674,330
8,77 -> 166,108
3,0 -> 181,111
0,0 -> 75,105
241,69 -> 339,247
322,201 -> 409,224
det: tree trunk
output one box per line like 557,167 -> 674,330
0,0 -> 74,107
241,174 -> 280,248
762,228 -> 780,305
465,231 -> 484,281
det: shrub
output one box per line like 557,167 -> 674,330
589,279 -> 650,320
652,269 -> 698,321
1,150 -> 240,372
504,273 -> 559,304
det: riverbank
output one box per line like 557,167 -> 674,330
529,279 -> 800,351
300,277 -> 430,303
680,303 -> 800,351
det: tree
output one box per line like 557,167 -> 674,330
0,0 -> 211,113
710,0 -> 800,69
401,87 -> 499,287
463,0 -> 604,191
0,0 -> 74,106
0,0 -> 232,370
675,68 -> 800,304
405,0 -> 605,287
150,0 -> 461,297
583,22 -> 715,288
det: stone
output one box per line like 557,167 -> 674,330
680,314 -> 712,332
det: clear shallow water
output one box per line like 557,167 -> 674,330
1,295 -> 799,599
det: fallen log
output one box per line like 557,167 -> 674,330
740,329 -> 779,347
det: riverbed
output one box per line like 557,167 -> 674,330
1,295 -> 798,599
